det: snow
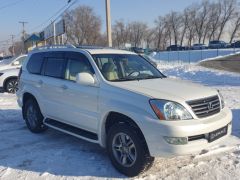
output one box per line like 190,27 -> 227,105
0,64 -> 240,180
151,48 -> 240,63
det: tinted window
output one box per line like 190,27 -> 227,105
27,53 -> 44,74
65,52 -> 94,81
44,57 -> 66,78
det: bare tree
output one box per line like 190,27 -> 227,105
193,1 -> 210,43
144,28 -> 154,48
8,41 -> 24,56
229,11 -> 240,43
179,9 -> 190,46
217,0 -> 236,40
168,11 -> 182,45
64,5 -> 102,45
112,20 -> 131,48
208,2 -> 222,41
128,21 -> 148,47
154,16 -> 167,50
185,9 -> 197,46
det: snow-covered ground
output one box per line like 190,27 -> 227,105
0,64 -> 240,180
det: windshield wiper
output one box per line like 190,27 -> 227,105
111,77 -> 137,82
141,75 -> 162,80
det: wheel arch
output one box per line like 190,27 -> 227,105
22,92 -> 39,119
3,76 -> 18,90
102,111 -> 150,155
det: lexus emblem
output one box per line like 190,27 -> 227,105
208,102 -> 213,110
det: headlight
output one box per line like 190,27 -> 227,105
149,100 -> 193,121
0,73 -> 3,76
218,90 -> 225,109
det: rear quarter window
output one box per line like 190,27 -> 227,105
27,53 -> 44,74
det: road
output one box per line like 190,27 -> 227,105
199,54 -> 240,73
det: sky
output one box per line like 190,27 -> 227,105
0,0 -> 202,46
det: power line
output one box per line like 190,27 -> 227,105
29,0 -> 78,33
0,0 -> 25,11
29,3 -> 69,32
0,0 -> 78,47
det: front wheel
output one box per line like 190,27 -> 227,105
5,78 -> 18,93
107,123 -> 154,177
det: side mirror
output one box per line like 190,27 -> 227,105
76,73 -> 96,86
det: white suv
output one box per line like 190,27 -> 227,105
17,46 -> 232,176
0,55 -> 27,93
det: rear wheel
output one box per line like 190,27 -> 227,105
107,123 -> 154,177
24,98 -> 47,133
5,78 -> 18,93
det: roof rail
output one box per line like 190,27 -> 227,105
32,44 -> 76,51
76,45 -> 113,49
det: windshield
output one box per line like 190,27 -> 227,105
92,54 -> 164,82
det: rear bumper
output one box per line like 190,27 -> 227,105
0,76 -> 4,88
140,107 -> 232,157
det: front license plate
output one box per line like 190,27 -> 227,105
208,126 -> 228,143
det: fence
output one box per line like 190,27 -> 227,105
152,48 -> 240,64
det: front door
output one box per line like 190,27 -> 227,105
60,52 -> 99,133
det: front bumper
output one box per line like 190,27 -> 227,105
140,107 -> 232,157
0,76 -> 4,88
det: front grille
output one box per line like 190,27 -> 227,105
187,95 -> 220,118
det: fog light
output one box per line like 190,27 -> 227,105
164,137 -> 188,145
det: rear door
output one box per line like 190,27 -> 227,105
39,51 -> 69,121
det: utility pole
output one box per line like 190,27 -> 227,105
53,21 -> 56,45
105,0 -> 112,47
19,21 -> 28,40
10,35 -> 15,56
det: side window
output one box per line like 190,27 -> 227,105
27,53 -> 44,74
44,57 -> 66,78
12,56 -> 26,66
65,52 -> 94,81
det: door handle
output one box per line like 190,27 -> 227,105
61,85 -> 68,90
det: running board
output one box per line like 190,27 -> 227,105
44,118 -> 98,141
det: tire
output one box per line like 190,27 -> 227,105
24,98 -> 47,133
5,78 -> 18,93
107,123 -> 154,177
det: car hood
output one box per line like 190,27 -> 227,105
0,64 -> 10,71
110,78 -> 217,102
0,65 -> 13,71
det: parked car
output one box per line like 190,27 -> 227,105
0,56 -> 12,61
0,55 -> 27,93
130,47 -> 145,53
166,45 -> 185,51
231,41 -> 240,48
191,44 -> 207,50
0,55 -> 27,71
208,40 -> 228,49
17,46 -> 232,177
0,68 -> 20,93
